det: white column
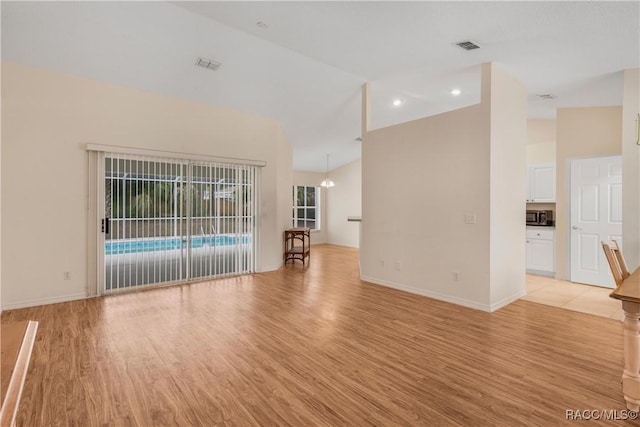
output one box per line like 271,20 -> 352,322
622,300 -> 640,411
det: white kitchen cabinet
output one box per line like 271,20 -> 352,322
526,228 -> 555,275
526,164 -> 556,203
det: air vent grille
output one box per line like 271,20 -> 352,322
195,57 -> 221,71
456,40 -> 480,51
537,94 -> 557,100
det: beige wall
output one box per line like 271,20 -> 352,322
1,62 -> 292,309
293,160 -> 362,248
622,68 -> 640,271
292,170 -> 328,244
555,107 -> 622,279
361,63 -> 526,312
486,64 -> 528,308
527,119 -> 556,164
276,128 -> 295,256
0,63 -> 2,314
327,159 -> 361,248
362,103 -> 491,309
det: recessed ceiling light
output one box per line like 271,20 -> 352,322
256,21 -> 269,29
450,89 -> 462,96
392,99 -> 403,107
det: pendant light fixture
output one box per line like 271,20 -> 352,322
320,154 -> 335,188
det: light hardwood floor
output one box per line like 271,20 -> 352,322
1,245 -> 633,426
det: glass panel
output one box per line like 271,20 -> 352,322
296,186 -> 305,207
297,208 -> 305,218
307,208 -> 316,220
306,220 -> 316,230
306,186 -> 316,207
105,157 -> 257,293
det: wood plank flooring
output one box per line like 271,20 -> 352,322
1,244 -> 632,426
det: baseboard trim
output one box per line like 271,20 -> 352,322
360,275 -> 494,312
260,261 -> 284,272
526,269 -> 555,278
2,293 -> 88,310
489,290 -> 527,312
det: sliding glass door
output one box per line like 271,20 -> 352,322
101,153 -> 258,293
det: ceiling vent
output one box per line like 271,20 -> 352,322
195,57 -> 221,71
537,94 -> 557,100
456,40 -> 480,51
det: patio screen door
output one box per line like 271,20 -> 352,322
98,151 -> 259,293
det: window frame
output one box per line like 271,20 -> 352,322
292,185 -> 320,231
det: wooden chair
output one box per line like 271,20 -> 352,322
602,240 -> 631,287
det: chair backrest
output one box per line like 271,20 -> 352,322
602,240 -> 630,287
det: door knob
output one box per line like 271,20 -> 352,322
572,225 -> 582,230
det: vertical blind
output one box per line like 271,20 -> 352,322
102,152 -> 259,293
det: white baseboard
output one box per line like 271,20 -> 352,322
260,261 -> 284,272
2,293 -> 88,310
526,269 -> 555,278
360,275 -> 493,312
489,289 -> 527,312
360,276 -> 527,313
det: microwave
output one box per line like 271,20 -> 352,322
526,210 -> 553,226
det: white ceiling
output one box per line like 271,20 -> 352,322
2,1 -> 639,172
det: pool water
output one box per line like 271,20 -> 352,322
105,235 -> 250,256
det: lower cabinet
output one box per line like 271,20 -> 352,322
526,228 -> 555,275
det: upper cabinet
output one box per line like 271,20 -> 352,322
526,163 -> 555,203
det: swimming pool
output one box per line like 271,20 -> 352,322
105,235 -> 250,256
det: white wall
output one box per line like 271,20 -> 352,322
1,62 -> 292,309
327,159 -> 361,248
622,68 -> 640,271
361,63 -> 526,312
292,170 -> 328,245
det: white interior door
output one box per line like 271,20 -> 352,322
570,155 -> 622,287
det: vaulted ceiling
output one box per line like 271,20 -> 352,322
2,2 -> 638,171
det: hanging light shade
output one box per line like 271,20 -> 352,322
320,154 -> 335,188
320,178 -> 335,188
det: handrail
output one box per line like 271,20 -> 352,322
0,321 -> 38,427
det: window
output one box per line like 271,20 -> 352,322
292,185 -> 320,230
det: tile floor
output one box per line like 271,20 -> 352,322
523,274 -> 623,320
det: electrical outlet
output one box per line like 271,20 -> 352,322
452,271 -> 460,282
63,271 -> 71,280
